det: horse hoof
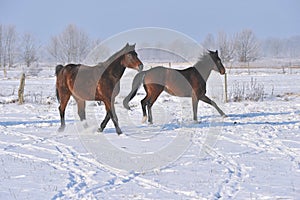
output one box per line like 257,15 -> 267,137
222,114 -> 228,118
124,106 -> 131,110
97,128 -> 103,132
141,116 -> 147,123
58,126 -> 65,132
83,122 -> 89,129
116,128 -> 123,135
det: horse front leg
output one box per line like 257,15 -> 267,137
98,112 -> 110,132
192,96 -> 199,122
110,104 -> 122,135
200,95 -> 226,117
101,100 -> 122,135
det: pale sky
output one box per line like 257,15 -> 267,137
0,0 -> 299,44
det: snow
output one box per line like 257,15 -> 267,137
0,64 -> 300,199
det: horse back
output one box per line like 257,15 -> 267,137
165,67 -> 202,97
144,66 -> 206,97
56,64 -> 100,100
144,66 -> 168,86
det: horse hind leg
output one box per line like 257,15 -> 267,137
57,91 -> 71,132
141,94 -> 155,124
58,106 -> 66,132
75,98 -> 88,128
141,85 -> 163,124
147,102 -> 153,124
141,96 -> 149,123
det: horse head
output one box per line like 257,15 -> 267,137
121,43 -> 143,72
208,50 -> 226,75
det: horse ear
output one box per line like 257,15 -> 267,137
216,50 -> 218,54
126,43 -> 129,47
207,49 -> 213,54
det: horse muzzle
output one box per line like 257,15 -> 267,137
220,68 -> 225,75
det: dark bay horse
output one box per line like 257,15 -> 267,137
56,43 -> 143,134
123,50 -> 226,124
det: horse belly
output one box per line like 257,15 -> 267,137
164,71 -> 192,97
71,77 -> 99,100
164,83 -> 192,97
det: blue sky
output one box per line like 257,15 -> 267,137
0,0 -> 299,43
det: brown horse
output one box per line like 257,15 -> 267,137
55,43 -> 143,134
123,50 -> 226,124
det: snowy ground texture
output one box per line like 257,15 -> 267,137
0,64 -> 300,199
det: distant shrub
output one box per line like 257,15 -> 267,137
24,92 -> 56,105
229,78 -> 265,102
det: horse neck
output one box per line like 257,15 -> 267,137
105,57 -> 126,79
194,56 -> 214,81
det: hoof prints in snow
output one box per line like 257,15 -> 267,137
0,70 -> 300,199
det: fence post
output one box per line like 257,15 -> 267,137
3,66 -> 7,78
224,72 -> 228,103
18,73 -> 25,104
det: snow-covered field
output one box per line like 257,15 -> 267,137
0,65 -> 300,199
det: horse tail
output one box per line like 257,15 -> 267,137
56,88 -> 60,103
55,65 -> 64,102
123,71 -> 146,110
55,64 -> 64,76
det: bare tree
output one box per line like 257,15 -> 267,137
47,24 -> 92,63
87,39 -> 111,63
0,25 -> 18,76
5,25 -> 17,67
0,25 -> 3,68
269,38 -> 282,58
217,31 -> 236,63
48,36 -> 61,62
20,33 -> 38,67
202,33 -> 216,50
286,35 -> 300,58
235,29 -> 260,62
168,39 -> 190,61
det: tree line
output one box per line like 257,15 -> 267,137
0,24 -> 299,75
0,24 -> 98,71
202,29 -> 300,64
